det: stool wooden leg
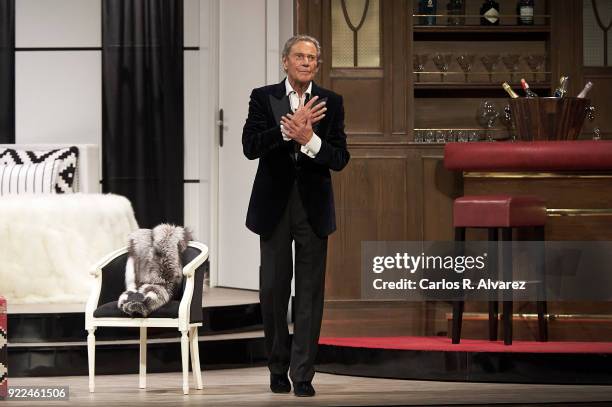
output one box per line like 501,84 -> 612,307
452,227 -> 466,344
501,227 -> 513,345
488,228 -> 499,341
534,225 -> 548,342
452,301 -> 464,344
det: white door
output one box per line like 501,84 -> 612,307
217,0 -> 270,289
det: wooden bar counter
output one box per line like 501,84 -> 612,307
442,140 -> 612,341
444,140 -> 612,241
320,141 -> 612,342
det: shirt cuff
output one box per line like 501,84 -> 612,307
301,132 -> 322,158
280,124 -> 291,141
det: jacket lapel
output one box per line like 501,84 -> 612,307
268,81 -> 290,126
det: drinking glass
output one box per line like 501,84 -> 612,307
501,104 -> 515,140
425,130 -> 435,143
587,105 -> 601,141
524,55 -> 539,82
502,54 -> 521,83
435,130 -> 446,143
446,130 -> 456,143
476,100 -> 499,141
468,130 -> 480,142
524,54 -> 546,82
593,128 -> 602,141
481,54 -> 500,83
413,54 -> 429,82
456,54 -> 476,83
433,53 -> 453,82
414,130 -> 424,143
456,130 -> 468,142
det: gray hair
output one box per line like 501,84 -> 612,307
281,34 -> 322,65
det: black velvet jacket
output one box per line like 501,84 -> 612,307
242,80 -> 350,238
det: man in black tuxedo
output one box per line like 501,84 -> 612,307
242,35 -> 349,397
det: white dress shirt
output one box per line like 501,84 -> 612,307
281,78 -> 322,158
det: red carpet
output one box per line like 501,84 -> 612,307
319,336 -> 612,354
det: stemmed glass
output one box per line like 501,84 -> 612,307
587,106 -> 602,141
456,54 -> 476,83
476,100 -> 500,142
446,130 -> 456,143
413,54 -> 429,82
414,130 -> 424,143
425,130 -> 435,143
524,54 -> 546,82
481,54 -> 500,83
502,54 -> 521,83
433,53 -> 453,82
501,104 -> 515,141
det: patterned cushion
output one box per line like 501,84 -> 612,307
0,147 -> 79,193
0,161 -> 60,196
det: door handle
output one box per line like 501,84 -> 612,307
217,108 -> 224,147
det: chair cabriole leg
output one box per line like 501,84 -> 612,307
87,328 -> 96,393
139,326 -> 147,389
181,330 -> 189,394
189,326 -> 203,389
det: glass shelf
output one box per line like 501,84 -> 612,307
413,82 -> 550,90
413,24 -> 551,33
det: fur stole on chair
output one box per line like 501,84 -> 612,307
118,224 -> 192,317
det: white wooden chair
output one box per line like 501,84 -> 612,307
85,241 -> 208,394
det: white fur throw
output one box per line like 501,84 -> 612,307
0,193 -> 138,304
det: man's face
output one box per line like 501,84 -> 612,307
283,41 -> 319,86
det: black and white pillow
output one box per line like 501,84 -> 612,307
0,147 -> 79,193
0,161 -> 61,196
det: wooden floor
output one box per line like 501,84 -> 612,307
7,287 -> 259,313
5,367 -> 612,406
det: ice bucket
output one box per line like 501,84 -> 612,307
509,97 -> 589,141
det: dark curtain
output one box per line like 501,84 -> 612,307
0,0 -> 15,143
102,0 -> 184,228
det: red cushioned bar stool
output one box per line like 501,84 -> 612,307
452,195 -> 548,345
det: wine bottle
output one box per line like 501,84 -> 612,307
520,78 -> 538,97
419,0 -> 437,26
553,76 -> 568,98
577,81 -> 593,99
447,0 -> 465,26
517,0 -> 534,25
502,82 -> 520,98
553,76 -> 569,98
480,0 -> 500,26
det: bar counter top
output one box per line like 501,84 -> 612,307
444,141 -> 612,172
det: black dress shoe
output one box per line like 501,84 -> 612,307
293,381 -> 315,397
270,373 -> 291,393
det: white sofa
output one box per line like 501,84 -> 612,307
0,144 -> 138,304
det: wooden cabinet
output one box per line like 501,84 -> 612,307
412,0 -> 555,140
326,144 -> 462,300
296,0 -> 597,340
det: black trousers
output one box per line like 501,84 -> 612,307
259,183 -> 328,382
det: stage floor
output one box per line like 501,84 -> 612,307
317,336 -> 612,385
320,336 -> 612,353
7,286 -> 259,313
4,366 -> 612,406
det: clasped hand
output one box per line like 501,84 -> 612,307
280,96 -> 327,145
